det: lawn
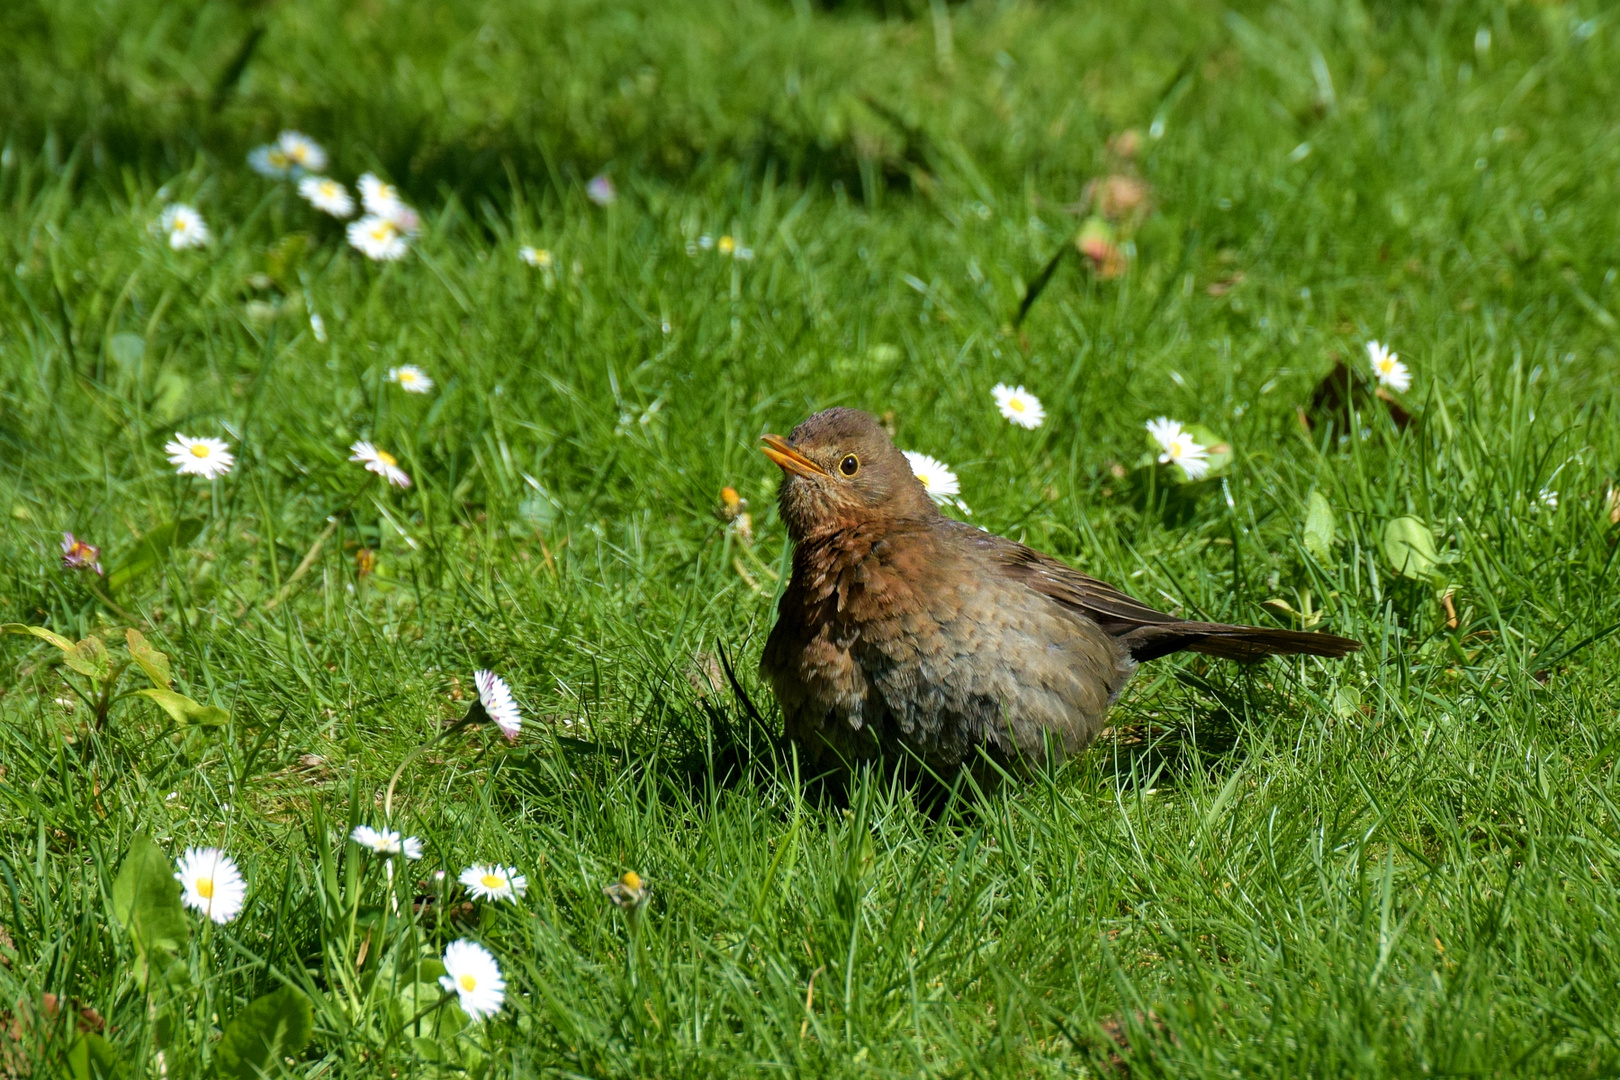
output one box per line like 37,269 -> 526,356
2,0 -> 1620,1075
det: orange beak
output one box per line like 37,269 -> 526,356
760,434 -> 827,478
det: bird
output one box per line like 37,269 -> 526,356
757,407 -> 1359,778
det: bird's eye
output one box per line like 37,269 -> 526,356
839,454 -> 860,476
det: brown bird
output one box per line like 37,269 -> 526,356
758,407 -> 1359,777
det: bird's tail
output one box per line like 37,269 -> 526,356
1119,622 -> 1360,663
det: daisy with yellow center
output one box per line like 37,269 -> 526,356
297,176 -> 355,217
459,863 -> 527,903
165,433 -> 234,479
992,383 -> 1045,429
901,450 -> 969,514
276,131 -> 327,173
158,205 -> 209,250
1366,340 -> 1411,393
248,145 -> 294,178
519,246 -> 554,269
439,939 -> 505,1021
350,825 -> 424,859
347,215 -> 407,262
349,441 -> 412,488
174,847 -> 247,924
1146,417 -> 1210,480
387,365 -> 434,393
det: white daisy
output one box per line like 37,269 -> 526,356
475,670 -> 522,739
992,384 -> 1045,429
387,365 -> 434,394
346,215 -> 407,262
165,434 -> 235,479
297,176 -> 354,217
586,174 -> 616,206
357,174 -> 420,235
174,847 -> 247,924
1367,340 -> 1411,393
1146,417 -> 1210,480
158,205 -> 209,250
459,864 -> 528,903
519,246 -> 554,269
276,131 -> 327,174
309,312 -> 328,343
902,451 -> 960,505
248,144 -> 293,178
349,441 -> 412,488
439,939 -> 505,1021
350,825 -> 424,860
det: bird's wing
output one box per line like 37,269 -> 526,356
944,520 -> 1178,634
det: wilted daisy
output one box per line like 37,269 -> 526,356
60,533 -> 102,575
350,825 -> 424,860
459,864 -> 528,903
586,173 -> 616,206
357,174 -> 420,235
387,365 -> 434,394
275,131 -> 327,174
349,441 -> 412,488
165,434 -> 235,479
297,176 -> 354,217
439,939 -> 505,1021
475,670 -> 522,739
992,384 -> 1045,430
902,451 -> 960,505
1367,340 -> 1411,393
1146,417 -> 1210,480
346,215 -> 407,262
174,847 -> 247,924
519,246 -> 554,269
158,204 -> 209,250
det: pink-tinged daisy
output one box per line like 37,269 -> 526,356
60,533 -> 103,574
474,670 -> 522,739
349,441 -> 412,488
165,434 -> 235,479
174,847 -> 247,924
586,174 -> 616,206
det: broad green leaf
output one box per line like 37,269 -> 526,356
64,637 -> 113,681
1382,516 -> 1445,584
125,628 -> 172,688
1304,491 -> 1337,562
134,688 -> 229,726
111,835 -> 189,961
214,988 -> 315,1080
65,1031 -> 125,1080
2,623 -> 75,651
106,519 -> 203,592
1332,685 -> 1363,719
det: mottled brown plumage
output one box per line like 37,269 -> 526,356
758,407 -> 1359,777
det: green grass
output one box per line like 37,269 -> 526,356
3,0 -> 1620,1075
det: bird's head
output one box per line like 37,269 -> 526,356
761,407 -> 938,543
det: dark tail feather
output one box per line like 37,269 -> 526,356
1120,622 -> 1360,663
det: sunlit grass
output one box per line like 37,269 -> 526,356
2,0 -> 1620,1075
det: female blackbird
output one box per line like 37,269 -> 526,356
759,407 -> 1358,776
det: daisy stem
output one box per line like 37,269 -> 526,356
382,707 -> 483,820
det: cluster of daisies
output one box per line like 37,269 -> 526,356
167,671 -> 528,1021
900,340 -> 1415,506
153,132 -> 423,263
